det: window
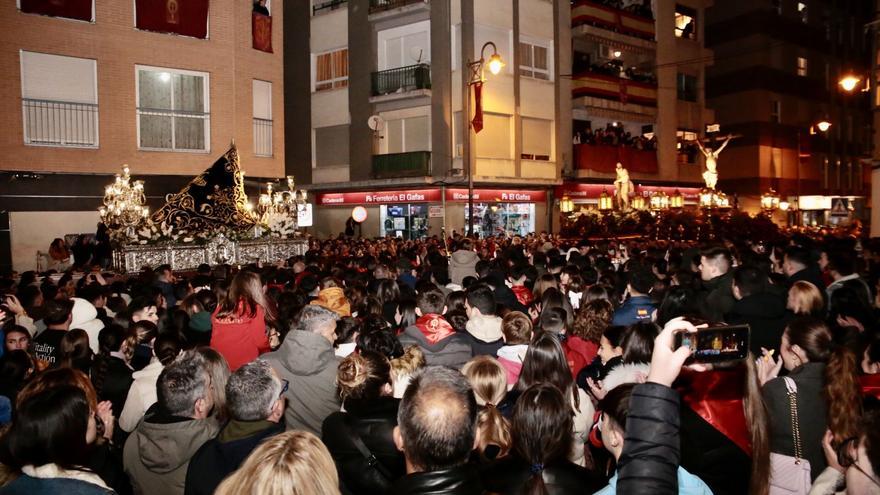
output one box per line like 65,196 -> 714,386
797,57 -> 808,76
253,80 -> 272,157
385,116 -> 430,154
522,118 -> 551,160
314,48 -> 348,92
676,130 -> 698,163
770,100 -> 781,123
20,51 -> 98,147
677,73 -> 697,102
519,42 -> 550,80
315,125 -> 349,167
379,21 -> 430,70
476,113 -> 512,159
136,66 -> 210,152
674,5 -> 697,40
797,2 -> 807,23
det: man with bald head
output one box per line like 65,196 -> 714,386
391,366 -> 483,494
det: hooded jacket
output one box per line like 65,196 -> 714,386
398,321 -> 473,370
449,250 -> 479,286
263,330 -> 341,435
210,304 -> 270,372
725,291 -> 790,356
71,297 -> 105,354
123,409 -> 220,495
119,359 -> 164,432
464,314 -> 504,357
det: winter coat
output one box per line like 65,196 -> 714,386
263,330 -> 341,435
700,271 -> 736,322
119,359 -> 164,432
390,464 -> 484,495
615,382 -> 681,495
70,298 -> 105,354
322,397 -> 405,495
562,336 -> 598,378
210,304 -> 270,372
480,455 -> 604,494
310,287 -> 351,317
788,266 -> 826,291
611,295 -> 656,327
496,344 -> 528,386
763,362 -> 828,481
398,325 -> 473,370
449,250 -> 479,286
464,314 -> 505,357
184,420 -> 284,495
726,291 -> 790,356
91,355 -> 134,423
123,409 -> 220,495
0,469 -> 113,495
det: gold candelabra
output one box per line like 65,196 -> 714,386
99,165 -> 148,229
258,176 -> 307,220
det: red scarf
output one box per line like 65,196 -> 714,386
678,368 -> 751,455
415,314 -> 455,344
861,374 -> 880,400
511,286 -> 534,307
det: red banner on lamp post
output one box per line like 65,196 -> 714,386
471,81 -> 484,133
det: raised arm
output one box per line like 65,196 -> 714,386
714,135 -> 733,155
694,138 -> 709,157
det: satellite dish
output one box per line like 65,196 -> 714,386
367,115 -> 385,131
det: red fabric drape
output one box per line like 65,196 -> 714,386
252,12 -> 273,53
21,0 -> 92,21
471,82 -> 484,133
574,143 -> 658,174
135,0 -> 209,39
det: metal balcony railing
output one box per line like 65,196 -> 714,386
369,0 -> 426,14
313,0 -> 347,15
22,98 -> 99,147
372,151 -> 431,179
253,118 -> 273,157
371,64 -> 431,96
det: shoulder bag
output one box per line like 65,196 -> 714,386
769,376 -> 812,495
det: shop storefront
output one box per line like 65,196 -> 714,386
794,195 -> 867,227
314,187 -> 548,238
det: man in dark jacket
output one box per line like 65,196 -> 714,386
697,247 -> 735,322
390,367 -> 484,495
184,360 -> 285,495
398,290 -> 472,369
783,245 -> 826,291
727,265 -> 790,356
612,267 -> 657,326
264,305 -> 341,435
124,351 -> 220,495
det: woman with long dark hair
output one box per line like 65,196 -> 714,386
481,384 -> 603,494
504,332 -> 593,467
58,329 -> 93,375
758,317 -> 863,482
210,270 -> 279,371
89,325 -> 134,419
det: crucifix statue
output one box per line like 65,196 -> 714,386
695,134 -> 734,189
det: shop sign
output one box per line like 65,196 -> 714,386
428,205 -> 445,218
444,188 -> 547,203
316,189 -> 441,206
830,198 -> 850,217
798,196 -> 832,211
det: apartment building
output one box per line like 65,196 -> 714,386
557,0 -> 715,210
0,0 -> 285,272
288,0 -> 566,238
706,0 -> 872,225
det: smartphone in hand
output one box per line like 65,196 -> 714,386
675,324 -> 750,363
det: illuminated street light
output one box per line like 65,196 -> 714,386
815,120 -> 832,133
839,75 -> 861,92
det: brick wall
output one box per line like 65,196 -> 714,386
0,0 -> 285,178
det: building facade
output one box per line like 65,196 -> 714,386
289,0 -> 565,239
0,0 -> 286,272
706,0 -> 872,225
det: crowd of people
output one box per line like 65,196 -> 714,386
0,231 -> 879,494
585,0 -> 654,20
573,124 -> 658,151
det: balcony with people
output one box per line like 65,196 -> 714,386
572,44 -> 657,115
571,0 -> 655,44
573,119 -> 658,174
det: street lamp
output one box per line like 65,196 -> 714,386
670,189 -> 684,209
631,194 -> 646,211
559,195 -> 574,214
649,191 -> 669,212
598,188 -> 613,212
761,188 -> 780,214
795,120 -> 831,225
838,74 -> 862,93
464,41 -> 505,236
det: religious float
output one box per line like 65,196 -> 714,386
100,145 -> 308,272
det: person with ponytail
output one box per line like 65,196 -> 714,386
58,329 -> 93,375
462,356 -> 511,462
210,270 -> 280,371
321,350 -> 405,494
89,324 -> 134,418
481,383 -> 603,494
757,317 -> 863,482
118,333 -> 182,432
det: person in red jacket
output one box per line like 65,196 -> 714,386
211,270 -> 279,371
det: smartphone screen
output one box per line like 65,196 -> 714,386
675,324 -> 750,363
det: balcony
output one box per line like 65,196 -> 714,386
370,64 -> 431,103
571,0 -> 655,46
575,143 -> 657,174
22,98 -> 99,148
572,68 -> 657,119
253,118 -> 273,157
368,0 -> 429,21
372,151 -> 431,179
313,0 -> 347,16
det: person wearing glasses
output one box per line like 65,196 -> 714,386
185,360 -> 286,495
